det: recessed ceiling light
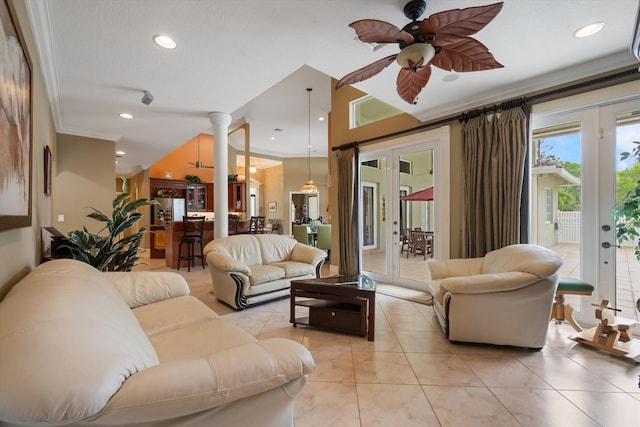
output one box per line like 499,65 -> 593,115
116,150 -> 126,156
270,136 -> 276,140
574,22 -> 605,38
153,34 -> 176,49
119,113 -> 133,119
318,116 -> 325,121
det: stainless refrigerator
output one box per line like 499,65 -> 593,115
154,198 -> 186,223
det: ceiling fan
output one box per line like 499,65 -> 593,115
187,135 -> 214,169
336,0 -> 504,104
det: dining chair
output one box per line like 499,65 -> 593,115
293,224 -> 313,245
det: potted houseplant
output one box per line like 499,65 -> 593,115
612,141 -> 640,261
65,193 -> 157,271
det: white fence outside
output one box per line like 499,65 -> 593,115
557,211 -> 580,243
557,211 -> 638,246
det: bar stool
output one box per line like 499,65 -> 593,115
177,216 -> 205,272
551,277 -> 595,332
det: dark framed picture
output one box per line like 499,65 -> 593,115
44,145 -> 51,196
268,201 -> 277,213
0,0 -> 32,231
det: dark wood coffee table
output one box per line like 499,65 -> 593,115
290,275 -> 376,341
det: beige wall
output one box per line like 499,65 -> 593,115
0,1 -> 55,298
53,134 -> 115,234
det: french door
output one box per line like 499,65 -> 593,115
359,128 -> 450,289
532,97 -> 640,324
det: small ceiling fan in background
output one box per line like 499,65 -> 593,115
336,0 -> 504,104
187,135 -> 214,169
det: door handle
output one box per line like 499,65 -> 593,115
601,242 -> 620,249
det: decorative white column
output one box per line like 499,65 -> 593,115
209,112 -> 232,239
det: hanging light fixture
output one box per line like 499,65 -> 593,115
300,87 -> 318,193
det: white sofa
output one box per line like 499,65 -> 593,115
427,244 -> 562,349
203,234 -> 326,310
0,259 -> 315,426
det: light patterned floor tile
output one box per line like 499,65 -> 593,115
406,353 -> 484,386
560,390 -> 640,427
491,388 -> 599,427
295,382 -> 360,427
308,350 -> 355,383
423,385 -> 520,427
459,355 -> 551,389
356,384 -> 440,427
352,351 -> 418,384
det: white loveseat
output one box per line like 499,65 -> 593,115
0,259 -> 315,426
427,244 -> 562,349
203,234 -> 326,310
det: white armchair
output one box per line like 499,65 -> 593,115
427,244 -> 562,349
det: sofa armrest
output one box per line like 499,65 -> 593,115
290,243 -> 326,266
439,271 -> 542,294
206,252 -> 251,276
104,272 -> 190,308
427,257 -> 484,280
94,338 -> 315,424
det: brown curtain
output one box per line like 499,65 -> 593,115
462,105 -> 530,257
335,147 -> 359,275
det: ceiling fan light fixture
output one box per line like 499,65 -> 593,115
396,42 -> 435,68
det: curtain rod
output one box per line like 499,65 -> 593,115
332,66 -> 640,152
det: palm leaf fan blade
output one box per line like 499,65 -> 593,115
349,19 -> 414,44
431,38 -> 503,72
421,2 -> 503,46
396,65 -> 432,104
336,54 -> 397,89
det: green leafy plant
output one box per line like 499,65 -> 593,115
612,141 -> 640,261
65,193 -> 157,271
185,174 -> 204,184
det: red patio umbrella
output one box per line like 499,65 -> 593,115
400,187 -> 434,201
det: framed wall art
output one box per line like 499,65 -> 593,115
0,0 -> 32,231
44,145 -> 51,196
268,201 -> 277,213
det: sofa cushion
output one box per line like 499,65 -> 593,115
270,260 -> 316,278
148,316 -> 257,362
255,234 -> 297,264
250,264 -> 286,285
133,295 -> 219,337
0,259 -> 158,425
206,234 -> 263,266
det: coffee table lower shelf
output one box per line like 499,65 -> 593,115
292,299 -> 366,336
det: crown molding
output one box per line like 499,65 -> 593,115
25,0 -> 64,131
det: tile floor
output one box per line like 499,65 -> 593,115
135,255 -> 640,427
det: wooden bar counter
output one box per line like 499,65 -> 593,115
165,221 -> 215,269
164,220 -> 251,269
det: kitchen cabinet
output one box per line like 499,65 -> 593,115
229,182 -> 246,212
187,184 -> 206,211
187,183 -> 214,212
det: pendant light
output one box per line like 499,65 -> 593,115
300,87 -> 318,193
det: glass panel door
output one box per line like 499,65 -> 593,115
532,110 -> 598,326
604,102 -> 640,321
533,98 -> 640,324
359,143 -> 440,287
